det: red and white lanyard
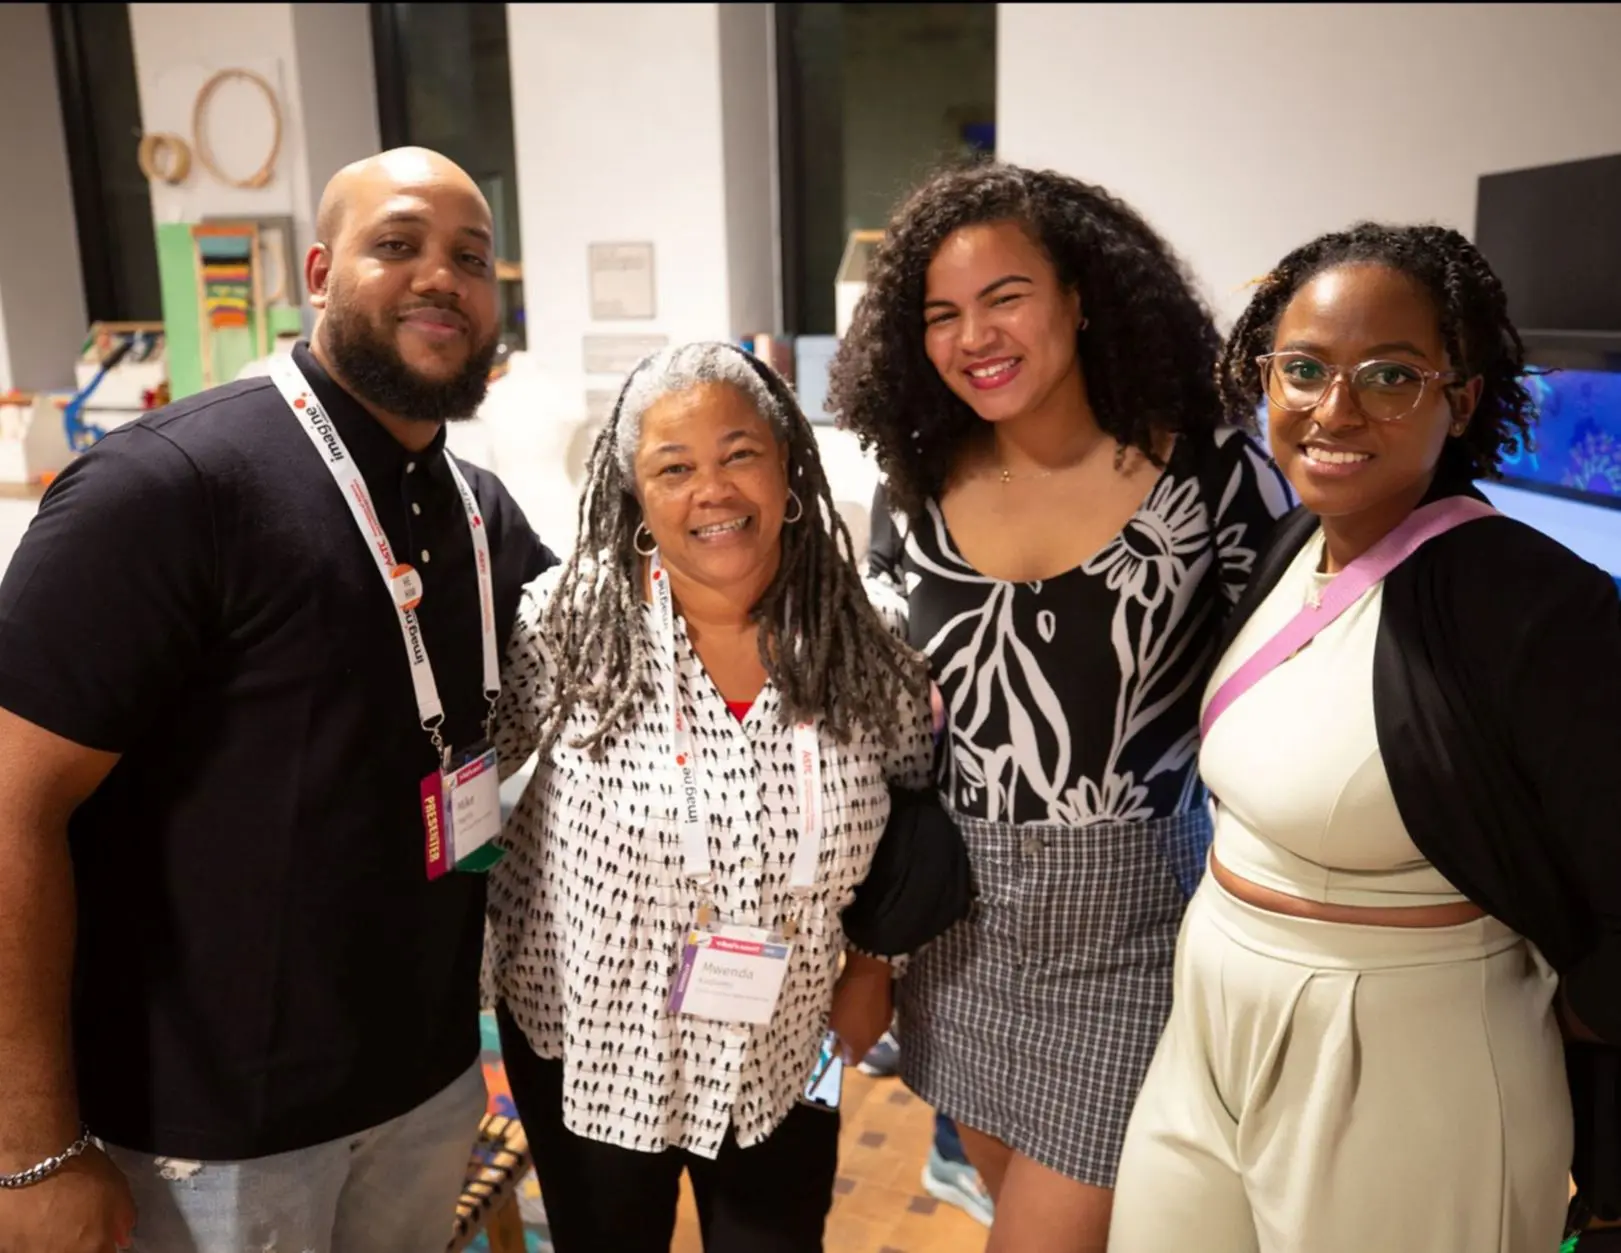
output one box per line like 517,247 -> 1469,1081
648,551 -> 822,899
269,356 -> 498,763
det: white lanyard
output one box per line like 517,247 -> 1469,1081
648,551 -> 822,896
269,357 -> 499,762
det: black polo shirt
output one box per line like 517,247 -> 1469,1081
0,343 -> 554,1159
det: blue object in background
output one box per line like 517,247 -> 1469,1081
960,122 -> 995,155
1502,369 -> 1621,509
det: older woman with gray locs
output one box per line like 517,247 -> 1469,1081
482,342 -> 938,1252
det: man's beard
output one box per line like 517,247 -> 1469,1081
321,292 -> 499,425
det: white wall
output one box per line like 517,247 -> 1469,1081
507,2 -> 775,396
289,3 -> 382,249
496,2 -> 780,555
0,3 -> 87,393
129,2 -> 378,267
998,3 -> 1621,325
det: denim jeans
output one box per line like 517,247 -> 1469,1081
933,1112 -> 969,1165
106,1061 -> 486,1253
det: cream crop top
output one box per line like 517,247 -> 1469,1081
1200,530 -> 1467,907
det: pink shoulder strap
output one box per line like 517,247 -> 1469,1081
1200,496 -> 1498,738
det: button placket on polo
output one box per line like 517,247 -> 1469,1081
400,461 -> 428,567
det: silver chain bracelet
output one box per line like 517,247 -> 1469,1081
0,1126 -> 95,1189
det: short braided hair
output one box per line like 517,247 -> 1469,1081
826,160 -> 1225,519
1218,222 -> 1534,478
537,341 -> 929,760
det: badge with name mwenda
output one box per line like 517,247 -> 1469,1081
666,925 -> 792,1025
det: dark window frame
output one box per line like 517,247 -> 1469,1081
50,2 -> 158,325
369,2 -> 411,150
774,3 -> 808,337
367,2 -> 526,348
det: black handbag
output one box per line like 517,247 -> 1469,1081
1570,1043 -> 1621,1226
839,784 -> 974,956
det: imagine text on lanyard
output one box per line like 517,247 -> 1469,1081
268,354 -> 503,879
648,550 -> 822,934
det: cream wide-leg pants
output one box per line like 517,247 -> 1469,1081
1108,874 -> 1572,1253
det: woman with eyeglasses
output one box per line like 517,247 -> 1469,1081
1109,223 -> 1621,1252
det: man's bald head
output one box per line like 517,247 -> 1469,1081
315,147 -> 489,246
305,146 -> 501,426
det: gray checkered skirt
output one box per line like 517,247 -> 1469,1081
896,807 -> 1210,1188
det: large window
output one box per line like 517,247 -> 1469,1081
51,2 -> 162,324
371,3 -> 526,348
776,3 -> 996,335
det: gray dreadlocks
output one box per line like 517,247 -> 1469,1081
537,341 -> 929,759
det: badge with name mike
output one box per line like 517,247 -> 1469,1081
422,743 -> 504,880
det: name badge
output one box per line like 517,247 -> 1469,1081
666,925 -> 793,1025
422,744 -> 504,880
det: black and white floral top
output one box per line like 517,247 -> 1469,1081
486,565 -> 933,1158
869,428 -> 1293,830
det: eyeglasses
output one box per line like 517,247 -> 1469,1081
1256,351 -> 1460,423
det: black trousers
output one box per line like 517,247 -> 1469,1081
496,1005 -> 841,1253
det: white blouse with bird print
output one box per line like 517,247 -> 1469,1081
485,564 -> 933,1159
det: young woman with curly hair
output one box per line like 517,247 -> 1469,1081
826,162 -> 1293,1252
1109,223 -> 1621,1252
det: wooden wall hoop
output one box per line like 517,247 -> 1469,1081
191,68 -> 283,191
136,132 -> 192,185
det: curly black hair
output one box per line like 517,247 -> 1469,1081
1217,222 -> 1534,479
825,160 -> 1225,519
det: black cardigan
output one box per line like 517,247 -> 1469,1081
1213,474 -> 1621,1042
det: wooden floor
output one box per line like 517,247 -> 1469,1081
480,1010 -> 988,1253
671,1069 -> 989,1253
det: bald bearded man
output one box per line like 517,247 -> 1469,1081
0,148 -> 556,1253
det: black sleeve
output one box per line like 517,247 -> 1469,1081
523,528 -> 559,584
1503,561 -> 1621,1041
0,428 -> 214,752
1206,428 -> 1296,606
866,480 -> 902,585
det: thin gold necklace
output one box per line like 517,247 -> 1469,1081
990,444 -> 1098,484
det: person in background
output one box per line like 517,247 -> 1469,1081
486,342 -> 936,1253
829,160 -> 1293,1253
0,148 -> 555,1253
1109,223 -> 1620,1252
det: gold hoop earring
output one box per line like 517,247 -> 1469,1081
784,490 -> 804,524
634,522 -> 657,556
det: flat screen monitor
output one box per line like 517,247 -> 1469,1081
1476,152 -> 1621,335
1500,364 -> 1621,510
